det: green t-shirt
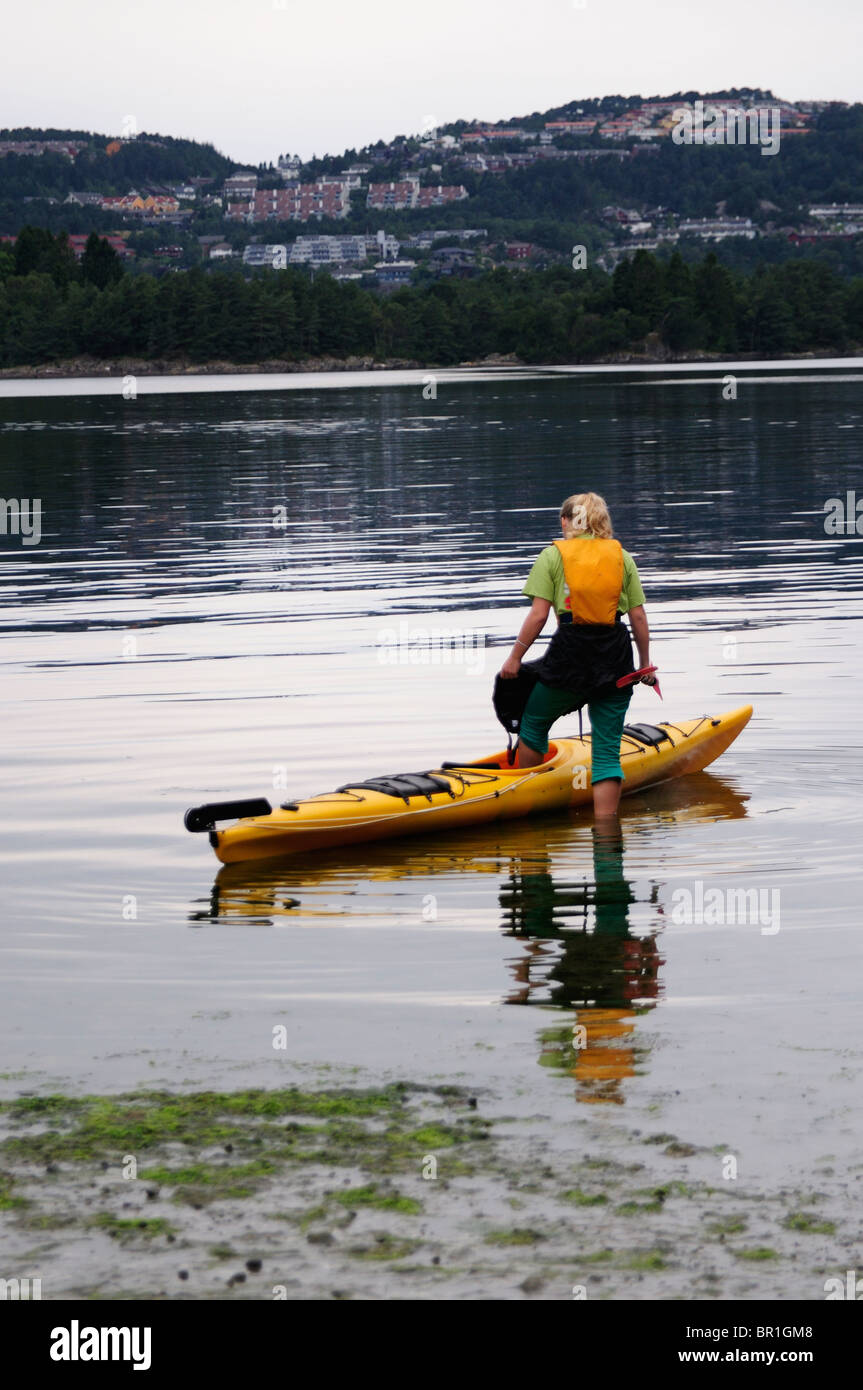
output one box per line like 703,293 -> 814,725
523,536 -> 645,616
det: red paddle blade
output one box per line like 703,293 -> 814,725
616,665 -> 657,688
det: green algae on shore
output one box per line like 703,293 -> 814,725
91,1215 -> 178,1242
0,1170 -> 28,1211
0,1084 -> 489,1171
0,1080 -> 853,1300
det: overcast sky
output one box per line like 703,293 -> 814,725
7,0 -> 863,166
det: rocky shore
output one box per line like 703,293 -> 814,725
0,354 -> 429,380
0,345 -> 848,381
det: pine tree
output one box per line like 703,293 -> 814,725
80,233 -> 123,290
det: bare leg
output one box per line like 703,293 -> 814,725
592,777 -> 623,817
592,812 -> 622,849
516,739 -> 544,768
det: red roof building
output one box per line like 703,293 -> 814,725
228,183 -> 351,222
67,234 -> 135,260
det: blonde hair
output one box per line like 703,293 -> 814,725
560,492 -> 613,539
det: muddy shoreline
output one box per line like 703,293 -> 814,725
1,1072 -> 849,1301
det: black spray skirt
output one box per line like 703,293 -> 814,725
531,618 -> 635,696
492,620 -> 634,741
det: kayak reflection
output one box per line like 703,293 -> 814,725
194,773 -> 748,1105
500,820 -> 661,1105
199,771 -> 749,929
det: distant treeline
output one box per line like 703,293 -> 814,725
0,130 -> 233,201
1,230 -> 861,366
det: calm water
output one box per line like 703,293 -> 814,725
1,363 -> 862,1190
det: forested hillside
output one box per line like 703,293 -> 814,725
1,239 -> 860,367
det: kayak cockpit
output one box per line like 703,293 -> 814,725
439,742 -> 561,773
330,745 -> 561,806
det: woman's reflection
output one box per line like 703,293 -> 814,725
500,817 -> 663,1105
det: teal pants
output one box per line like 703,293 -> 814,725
519,682 -> 633,782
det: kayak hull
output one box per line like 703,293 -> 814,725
205,706 -> 753,864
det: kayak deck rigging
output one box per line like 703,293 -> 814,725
184,708 -> 752,863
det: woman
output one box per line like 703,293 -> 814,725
498,492 -> 655,817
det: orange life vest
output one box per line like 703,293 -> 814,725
554,536 -> 624,625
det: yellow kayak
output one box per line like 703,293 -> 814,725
185,706 -> 753,864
